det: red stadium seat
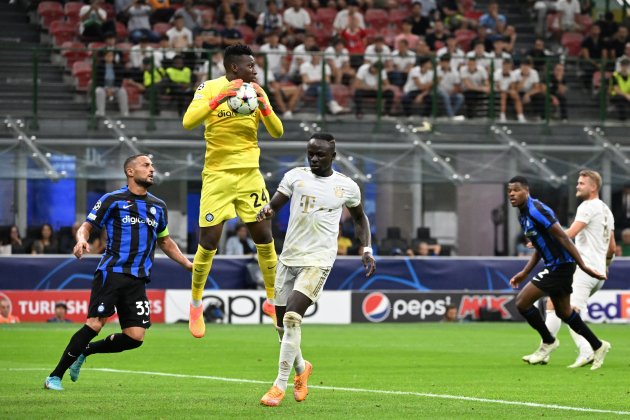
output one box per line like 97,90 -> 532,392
153,22 -> 171,36
461,0 -> 475,13
72,60 -> 92,92
37,1 -> 64,29
576,14 -> 593,34
455,28 -> 476,52
464,10 -> 483,21
237,25 -> 255,44
64,2 -> 83,21
50,20 -> 78,46
315,7 -> 337,26
101,2 -> 115,19
331,83 -> 351,108
365,9 -> 389,30
116,42 -> 133,63
123,79 -> 143,110
388,9 -> 407,27
380,26 -> 398,48
115,21 -> 128,41
61,41 -> 88,69
561,31 -> 584,56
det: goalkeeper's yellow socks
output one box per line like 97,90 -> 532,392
191,245 -> 216,305
255,241 -> 277,301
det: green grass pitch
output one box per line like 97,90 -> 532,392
1,323 -> 629,418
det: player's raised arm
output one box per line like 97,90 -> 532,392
182,79 -> 243,130
252,82 -> 284,138
347,203 -> 376,277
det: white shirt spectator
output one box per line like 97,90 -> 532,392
255,63 -> 276,85
512,68 -> 540,92
403,66 -> 434,94
127,5 -> 152,31
489,51 -> 512,72
437,46 -> 466,70
166,26 -> 193,47
364,44 -> 392,65
437,66 -> 461,93
391,49 -> 417,71
79,5 -> 106,35
130,45 -> 164,68
356,63 -> 388,88
289,43 -> 310,74
466,51 -> 492,71
324,46 -> 351,68
300,60 -> 331,90
493,68 -> 516,92
460,65 -> 488,89
333,9 -> 365,32
283,7 -> 311,31
556,0 -> 581,28
259,42 -> 288,77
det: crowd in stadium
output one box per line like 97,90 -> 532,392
34,0 -> 630,121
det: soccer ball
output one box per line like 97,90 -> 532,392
226,83 -> 259,115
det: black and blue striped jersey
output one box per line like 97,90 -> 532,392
86,186 -> 169,278
518,196 -> 574,270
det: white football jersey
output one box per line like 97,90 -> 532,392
277,167 -> 362,267
574,199 -> 614,272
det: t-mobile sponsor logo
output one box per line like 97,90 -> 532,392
121,215 -> 158,227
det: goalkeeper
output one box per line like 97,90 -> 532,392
182,44 -> 283,338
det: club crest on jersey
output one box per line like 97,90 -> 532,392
97,303 -> 105,313
334,186 -> 344,198
196,82 -> 205,91
93,200 -> 101,211
149,206 -> 157,215
205,213 -> 214,222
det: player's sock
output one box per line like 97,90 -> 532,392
561,310 -> 602,350
84,333 -> 143,355
274,311 -> 302,392
276,325 -> 305,374
255,241 -> 277,301
545,310 -> 562,338
50,325 -> 98,379
519,306 -> 555,344
569,329 -> 593,357
191,245 -> 216,302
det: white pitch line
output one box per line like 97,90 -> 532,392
7,367 -> 630,416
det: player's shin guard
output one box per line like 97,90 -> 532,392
561,310 -> 602,350
519,306 -> 555,344
255,241 -> 277,301
50,325 -> 98,379
84,333 -> 143,355
545,310 -> 562,338
275,311 -> 302,391
191,245 -> 216,302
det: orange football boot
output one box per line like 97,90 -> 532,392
262,299 -> 277,325
260,385 -> 285,407
189,303 -> 205,338
293,360 -> 313,402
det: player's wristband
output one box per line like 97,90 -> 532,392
362,247 -> 373,255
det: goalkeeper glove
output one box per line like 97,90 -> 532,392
251,82 -> 272,116
209,79 -> 243,110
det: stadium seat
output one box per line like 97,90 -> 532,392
388,9 -> 407,27
381,26 -> 398,47
461,0 -> 475,13
63,2 -> 83,21
72,61 -> 92,92
331,83 -> 351,108
123,79 -> 143,110
101,2 -> 115,19
116,42 -> 133,63
416,227 -> 431,240
50,20 -> 78,47
365,9 -> 389,30
386,226 -> 402,239
61,41 -> 89,69
37,1 -> 64,29
463,10 -> 483,21
315,7 -> 337,27
576,14 -> 593,34
153,22 -> 171,36
455,29 -> 476,52
115,21 -> 128,41
561,32 -> 584,56
237,25 -> 255,44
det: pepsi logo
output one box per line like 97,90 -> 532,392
362,292 -> 391,322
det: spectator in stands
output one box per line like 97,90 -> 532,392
167,15 -> 193,51
618,227 -> 630,256
489,37 -> 511,72
325,38 -> 355,85
513,57 -> 545,120
2,225 -> 28,254
353,60 -> 394,118
556,0 -> 581,32
165,54 -> 193,115
395,19 -> 421,52
31,223 -> 59,254
255,54 -> 301,118
611,58 -> 630,121
597,11 -> 618,48
126,0 -> 160,44
340,13 -> 367,68
288,33 -> 316,83
406,240 -> 441,256
283,0 -> 312,47
172,0 -> 200,32
550,62 -> 568,121
439,0 -> 472,30
300,47 -> 348,115
94,50 -> 129,117
437,34 -> 465,71
194,10 -> 222,51
415,38 -> 432,58
235,0 -> 258,28
130,34 -> 163,71
616,42 -> 630,71
220,13 -> 244,47
147,0 -> 174,24
103,34 -> 124,65
426,20 -> 448,51
471,25 -> 493,52
528,37 -> 553,73
402,56 -> 434,118
216,0 -> 235,24
442,305 -> 458,322
79,0 -> 116,42
479,1 -> 506,38
494,58 -> 525,123
225,223 -> 256,255
115,0 -> 133,22
59,221 -> 81,254
333,0 -> 365,34
437,54 -> 464,119
413,0 -> 437,19
259,33 -> 288,80
410,2 -> 431,37
47,302 -> 72,323
466,41 -> 492,71
609,26 -> 630,61
364,35 -> 392,68
494,19 -> 517,53
389,39 -> 416,88
192,40 -> 225,83
460,56 -> 489,119
256,0 -> 284,43
580,24 -> 607,89
0,297 -> 19,324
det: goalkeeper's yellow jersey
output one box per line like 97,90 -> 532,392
182,76 -> 284,172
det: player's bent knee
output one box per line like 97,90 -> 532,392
283,311 -> 302,328
121,333 -> 144,349
85,318 -> 106,333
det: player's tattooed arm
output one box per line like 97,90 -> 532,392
256,192 -> 290,222
73,222 -> 93,259
347,203 -> 376,277
549,222 -> 606,280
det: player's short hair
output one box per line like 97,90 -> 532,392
223,44 -> 254,69
123,154 -> 150,175
578,169 -> 602,191
508,175 -> 529,187
310,132 -> 336,149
